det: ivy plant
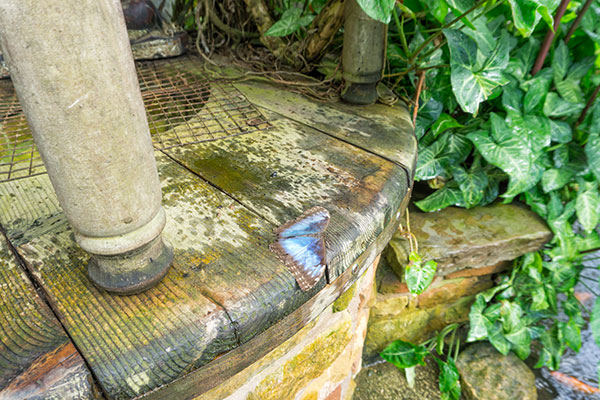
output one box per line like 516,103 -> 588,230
357,0 -> 600,386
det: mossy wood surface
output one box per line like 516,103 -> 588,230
0,232 -> 99,400
234,80 -> 417,183
0,61 -> 415,399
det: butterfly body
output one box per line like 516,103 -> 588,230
270,207 -> 330,291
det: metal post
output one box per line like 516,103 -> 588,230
341,0 -> 386,105
0,0 -> 173,294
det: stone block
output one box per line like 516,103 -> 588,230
445,261 -> 511,279
456,342 -> 537,400
387,203 -> 552,277
363,295 -> 475,358
417,276 -> 494,308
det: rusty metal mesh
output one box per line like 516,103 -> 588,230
0,55 -> 271,182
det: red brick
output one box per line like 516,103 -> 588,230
325,384 -> 342,400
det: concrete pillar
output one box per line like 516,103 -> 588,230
0,0 -> 173,294
341,0 -> 386,105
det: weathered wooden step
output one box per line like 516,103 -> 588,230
0,57 -> 416,399
0,233 -> 100,400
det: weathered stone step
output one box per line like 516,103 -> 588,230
363,202 -> 552,358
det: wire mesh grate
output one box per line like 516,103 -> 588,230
0,80 -> 46,182
137,56 -> 272,149
0,55 -> 272,182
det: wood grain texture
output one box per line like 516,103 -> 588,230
164,107 -> 409,281
0,59 -> 416,399
0,233 -> 98,400
138,215 -> 400,400
233,80 -> 417,182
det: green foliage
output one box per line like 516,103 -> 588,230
380,340 -> 429,369
381,325 -> 462,399
405,252 -> 438,294
265,5 -> 315,36
356,0 -> 396,23
265,0 -> 328,37
364,0 -> 600,382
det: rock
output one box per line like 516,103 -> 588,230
456,342 -> 537,400
386,203 -> 552,277
353,358 -> 442,400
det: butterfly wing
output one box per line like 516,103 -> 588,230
275,206 -> 330,238
270,236 -> 326,291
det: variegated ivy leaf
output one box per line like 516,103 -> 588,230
443,29 -> 510,115
468,129 -> 544,199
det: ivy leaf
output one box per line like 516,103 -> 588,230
380,339 -> 429,369
355,0 -> 396,23
486,320 -> 512,355
535,325 -> 564,370
501,301 -> 531,359
522,68 -> 553,114
436,357 -> 462,400
405,252 -> 437,295
561,319 -> 581,353
431,113 -> 464,138
265,7 -> 315,36
575,185 -> 600,234
543,92 -> 584,117
586,132 -> 600,181
416,135 -> 451,180
507,0 -> 559,37
443,29 -> 510,115
468,130 -> 543,199
550,120 -> 572,144
502,82 -> 524,115
416,98 -> 443,140
566,57 -> 594,81
507,37 -> 539,80
556,79 -> 585,103
552,41 -> 570,84
452,165 -> 488,208
414,184 -> 465,212
425,0 -> 450,23
468,295 -> 489,341
541,168 -> 574,192
443,133 -> 473,164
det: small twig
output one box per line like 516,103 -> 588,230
532,0 -> 570,75
575,84 -> 600,127
565,0 -> 594,44
412,70 -> 426,126
408,0 -> 487,64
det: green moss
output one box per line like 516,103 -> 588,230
332,282 -> 356,313
248,318 -> 352,400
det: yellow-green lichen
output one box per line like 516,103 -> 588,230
332,282 -> 356,313
247,318 -> 352,400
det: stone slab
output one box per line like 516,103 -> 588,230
386,203 -> 552,277
456,342 -> 537,400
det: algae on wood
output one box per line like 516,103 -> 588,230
0,233 -> 98,400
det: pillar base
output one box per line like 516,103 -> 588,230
341,82 -> 378,105
87,236 -> 173,295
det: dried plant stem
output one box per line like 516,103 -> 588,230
412,70 -> 426,126
531,0 -> 570,75
575,84 -> 600,127
565,0 -> 594,44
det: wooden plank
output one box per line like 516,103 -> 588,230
139,214 -> 401,400
0,175 -> 62,246
163,108 -> 409,281
233,79 -> 417,182
0,233 -> 99,400
4,152 -> 321,399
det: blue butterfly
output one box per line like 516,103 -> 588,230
270,207 -> 330,291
